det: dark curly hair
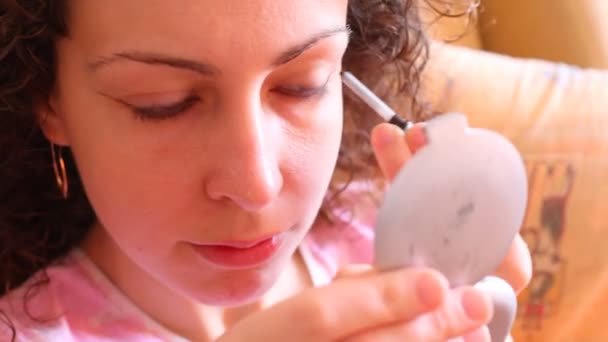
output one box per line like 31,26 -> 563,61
0,0 -> 477,339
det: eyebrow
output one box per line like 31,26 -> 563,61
88,26 -> 350,76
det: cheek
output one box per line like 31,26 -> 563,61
60,114 -> 203,247
54,68 -> 209,235
69,140 -> 195,238
282,95 -> 344,203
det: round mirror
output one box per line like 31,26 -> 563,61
374,113 -> 528,286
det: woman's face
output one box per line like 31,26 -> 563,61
43,0 -> 349,305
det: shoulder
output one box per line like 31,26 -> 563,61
0,250 -> 141,341
0,252 -> 87,341
0,250 -> 191,341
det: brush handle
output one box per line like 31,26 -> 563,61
388,115 -> 413,130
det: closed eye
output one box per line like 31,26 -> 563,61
275,74 -> 333,99
129,95 -> 200,121
276,85 -> 329,98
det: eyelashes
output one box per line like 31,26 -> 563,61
130,83 -> 330,121
131,95 -> 200,121
275,84 -> 329,99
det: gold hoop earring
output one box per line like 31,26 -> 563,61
50,144 -> 68,199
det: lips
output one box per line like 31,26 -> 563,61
191,234 -> 284,270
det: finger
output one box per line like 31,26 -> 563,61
335,264 -> 375,279
371,123 -> 410,182
492,234 -> 532,294
463,326 -> 491,342
342,286 -> 492,342
446,326 -> 492,342
221,268 -> 449,342
404,123 -> 428,154
371,123 -> 429,182
447,327 -> 493,342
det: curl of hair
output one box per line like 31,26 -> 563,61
0,0 -> 477,340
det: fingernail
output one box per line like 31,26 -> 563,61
419,124 -> 429,144
460,289 -> 490,321
416,272 -> 447,309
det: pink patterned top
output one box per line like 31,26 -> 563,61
0,185 -> 378,341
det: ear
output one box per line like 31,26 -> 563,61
37,94 -> 70,146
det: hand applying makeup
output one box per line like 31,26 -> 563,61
370,122 -> 533,341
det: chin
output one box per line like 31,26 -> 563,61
188,259 -> 285,307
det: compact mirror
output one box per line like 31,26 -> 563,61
373,113 -> 528,341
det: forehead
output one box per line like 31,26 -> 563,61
66,0 -> 348,67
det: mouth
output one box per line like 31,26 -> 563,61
190,234 -> 285,270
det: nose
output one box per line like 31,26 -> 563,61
204,92 -> 283,211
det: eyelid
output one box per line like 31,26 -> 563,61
119,91 -> 193,107
278,70 -> 335,92
129,95 -> 199,120
277,84 -> 327,98
278,36 -> 349,70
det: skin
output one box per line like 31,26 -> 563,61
38,0 -> 531,340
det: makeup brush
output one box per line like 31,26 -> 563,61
341,71 -> 413,130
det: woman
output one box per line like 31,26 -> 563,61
0,0 -> 531,340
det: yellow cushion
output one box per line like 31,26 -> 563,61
478,0 -> 608,68
423,42 -> 608,341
